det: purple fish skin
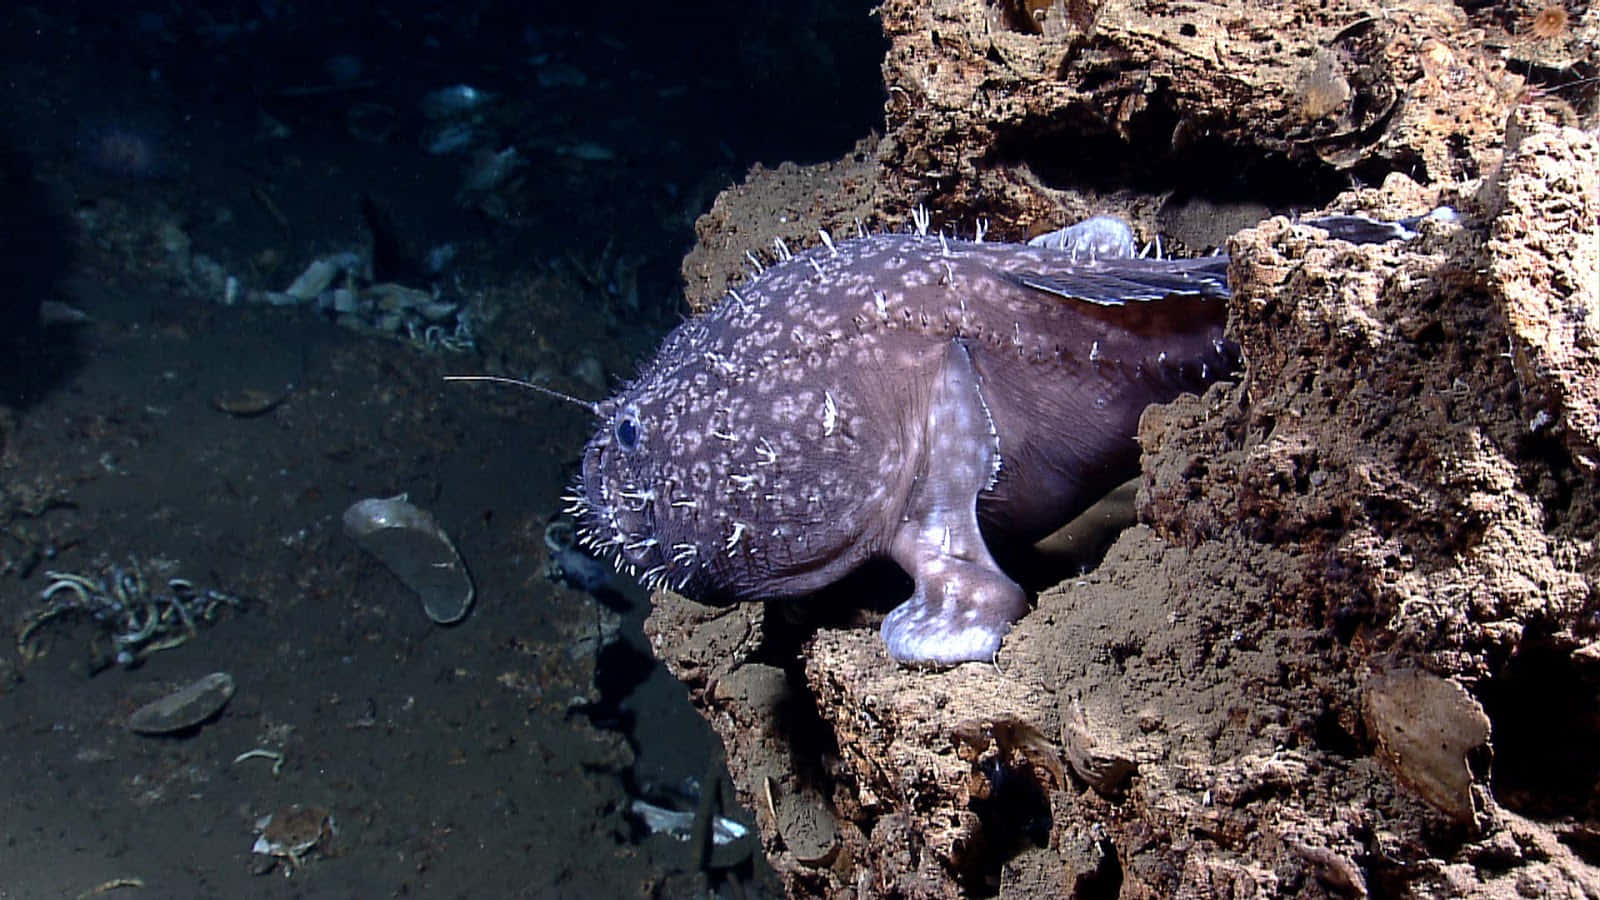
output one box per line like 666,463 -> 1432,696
573,230 -> 1239,665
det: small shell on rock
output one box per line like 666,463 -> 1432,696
343,495 -> 474,624
1362,666 -> 1490,824
1059,703 -> 1136,796
128,671 -> 235,735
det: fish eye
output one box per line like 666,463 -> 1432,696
614,406 -> 642,451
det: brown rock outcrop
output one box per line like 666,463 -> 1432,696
652,0 -> 1599,895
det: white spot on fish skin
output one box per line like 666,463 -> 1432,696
822,391 -> 839,436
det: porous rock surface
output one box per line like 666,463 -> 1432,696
650,0 -> 1599,895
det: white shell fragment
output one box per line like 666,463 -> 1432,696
343,494 -> 474,624
283,259 -> 341,301
1362,666 -> 1491,824
628,799 -> 749,846
127,672 -> 236,735
419,84 -> 492,119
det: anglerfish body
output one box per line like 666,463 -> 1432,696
576,225 -> 1239,665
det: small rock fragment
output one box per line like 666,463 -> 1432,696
1062,702 -> 1138,795
1297,47 -> 1352,121
771,781 -> 839,868
127,671 -> 235,734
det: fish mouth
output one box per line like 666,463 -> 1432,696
577,445 -> 665,576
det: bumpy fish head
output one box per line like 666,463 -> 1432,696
574,385 -> 685,591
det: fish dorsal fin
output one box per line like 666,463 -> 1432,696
1002,255 -> 1231,307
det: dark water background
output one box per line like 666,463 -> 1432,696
0,2 -> 883,896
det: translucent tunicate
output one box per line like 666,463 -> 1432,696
1027,215 -> 1136,258
343,495 -> 474,624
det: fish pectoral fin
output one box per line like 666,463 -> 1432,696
880,556 -> 1026,666
879,339 -> 1023,666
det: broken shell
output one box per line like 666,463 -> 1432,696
628,799 -> 750,848
128,672 -> 235,735
424,121 -> 475,155
212,386 -> 290,417
459,146 -> 526,195
1363,666 -> 1490,824
1062,702 -> 1137,795
283,259 -> 340,301
343,495 -> 474,624
253,804 -> 335,865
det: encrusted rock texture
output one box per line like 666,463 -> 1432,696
652,0 -> 1600,896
